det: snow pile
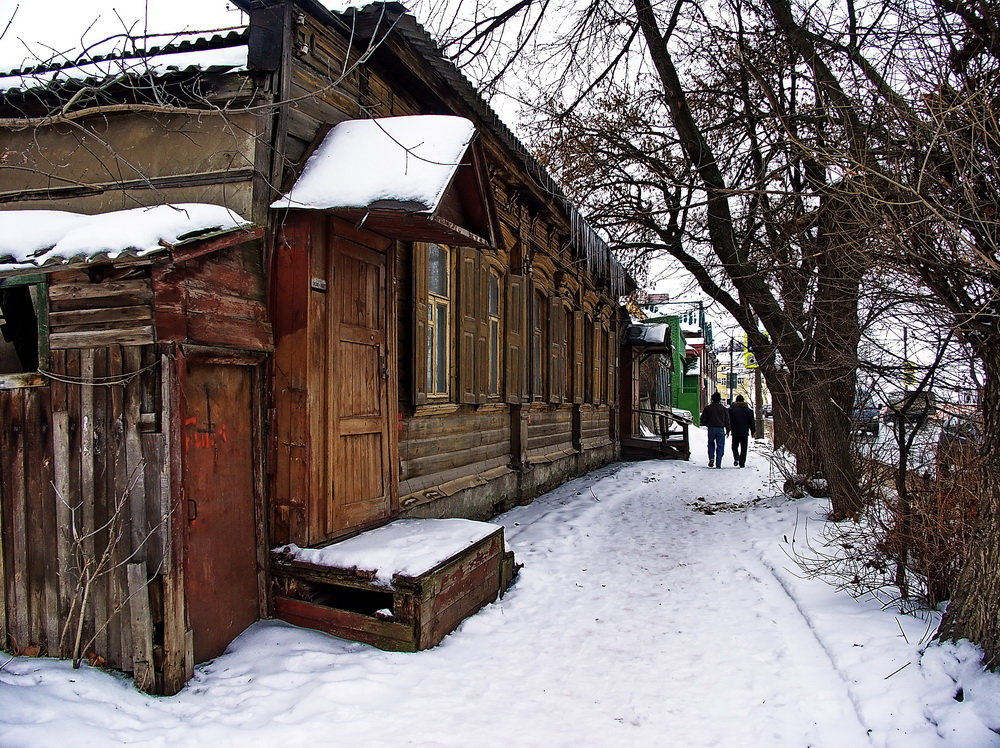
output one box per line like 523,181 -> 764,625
271,115 -> 476,213
2,435 -> 999,746
276,518 -> 499,585
0,204 -> 251,273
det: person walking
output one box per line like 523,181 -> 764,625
700,391 -> 730,468
729,394 -> 756,467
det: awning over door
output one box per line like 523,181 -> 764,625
271,115 -> 496,249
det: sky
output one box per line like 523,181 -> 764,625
0,0 -> 247,71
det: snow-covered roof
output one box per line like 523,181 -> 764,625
271,115 -> 477,213
625,323 -> 669,347
275,518 -> 499,587
0,30 -> 248,94
0,203 -> 252,275
0,45 -> 247,93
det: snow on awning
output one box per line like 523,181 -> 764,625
271,115 -> 493,248
0,203 -> 253,276
624,323 -> 671,354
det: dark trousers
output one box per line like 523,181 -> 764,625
732,432 -> 750,466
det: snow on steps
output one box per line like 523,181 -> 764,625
270,519 -> 519,651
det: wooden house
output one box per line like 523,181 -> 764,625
0,0 -> 628,694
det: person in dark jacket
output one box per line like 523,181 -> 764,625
700,391 -> 730,468
729,394 -> 756,467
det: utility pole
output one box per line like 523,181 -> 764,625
728,337 -> 735,404
754,366 -> 764,435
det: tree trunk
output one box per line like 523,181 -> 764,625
937,345 -> 1000,669
800,374 -> 862,520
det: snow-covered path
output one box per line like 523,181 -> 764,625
3,434 -> 999,747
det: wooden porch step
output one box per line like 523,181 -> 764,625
621,436 -> 691,461
271,519 -> 519,651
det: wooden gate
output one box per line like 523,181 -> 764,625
326,233 -> 395,534
182,362 -> 260,663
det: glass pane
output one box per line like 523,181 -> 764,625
428,244 -> 448,297
489,320 -> 499,394
488,273 -> 499,316
435,303 -> 448,393
426,322 -> 434,391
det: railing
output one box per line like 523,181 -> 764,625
633,407 -> 690,456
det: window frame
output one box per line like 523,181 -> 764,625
426,243 -> 452,399
486,267 -> 502,399
0,273 -> 49,390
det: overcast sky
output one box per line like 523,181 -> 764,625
0,0 -> 247,71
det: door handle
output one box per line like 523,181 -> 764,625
187,498 -> 198,522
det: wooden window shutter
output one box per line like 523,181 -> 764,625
548,296 -> 563,403
590,320 -> 601,404
412,242 -> 429,405
505,274 -> 525,403
476,262 -> 489,400
572,310 -> 585,403
458,246 -> 479,404
606,323 -> 616,407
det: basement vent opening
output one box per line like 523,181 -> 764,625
289,578 -> 394,618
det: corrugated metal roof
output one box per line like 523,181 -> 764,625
0,29 -> 249,94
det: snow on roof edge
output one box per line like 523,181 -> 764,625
0,203 -> 253,275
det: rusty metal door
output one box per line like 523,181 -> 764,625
182,363 -> 259,663
327,235 -> 395,534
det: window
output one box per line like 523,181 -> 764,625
0,275 -> 46,381
531,290 -> 548,399
426,243 -> 450,397
591,320 -> 604,403
487,270 -> 501,397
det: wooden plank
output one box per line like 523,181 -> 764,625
23,388 -> 51,650
140,432 -> 167,573
87,347 -> 109,661
183,288 -> 268,322
184,313 -> 271,351
127,562 -> 155,693
401,444 -> 509,479
182,251 -> 265,299
124,347 -> 147,559
169,226 -> 263,264
49,305 -> 153,330
423,573 -> 499,649
160,349 -> 189,694
107,345 -> 131,668
48,278 -> 152,306
1,391 -> 29,649
251,366 -> 270,619
150,265 -> 187,342
0,405 -> 6,646
49,326 -> 155,350
273,596 -> 416,651
398,422 -> 509,461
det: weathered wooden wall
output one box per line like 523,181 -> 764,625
0,110 -> 258,219
0,340 -> 168,692
0,238 -> 270,694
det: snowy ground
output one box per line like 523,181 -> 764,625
3,433 -> 999,747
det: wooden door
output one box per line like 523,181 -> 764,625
182,363 -> 259,663
327,234 -> 395,534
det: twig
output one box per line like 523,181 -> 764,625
883,661 -> 911,679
